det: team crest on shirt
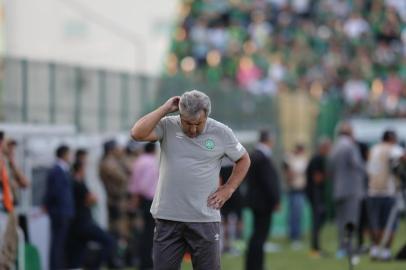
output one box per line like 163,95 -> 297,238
204,139 -> 215,150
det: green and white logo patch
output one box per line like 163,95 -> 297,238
204,139 -> 215,150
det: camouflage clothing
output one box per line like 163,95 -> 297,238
0,159 -> 17,270
0,212 -> 17,270
99,156 -> 129,238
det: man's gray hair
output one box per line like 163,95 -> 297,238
179,90 -> 211,118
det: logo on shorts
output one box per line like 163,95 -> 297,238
214,233 -> 220,241
204,139 -> 215,150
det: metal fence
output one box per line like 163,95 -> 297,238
156,76 -> 279,131
2,57 -> 278,133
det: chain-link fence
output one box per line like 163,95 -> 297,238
2,57 -> 278,134
3,57 -> 155,133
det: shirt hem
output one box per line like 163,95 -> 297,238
151,213 -> 221,223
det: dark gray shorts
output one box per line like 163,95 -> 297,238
367,196 -> 398,231
153,219 -> 220,270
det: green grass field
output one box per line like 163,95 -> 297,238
180,222 -> 406,270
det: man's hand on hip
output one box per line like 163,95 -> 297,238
207,185 -> 235,209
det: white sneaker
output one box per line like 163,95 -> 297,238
370,245 -> 380,260
351,255 -> 360,265
291,241 -> 303,250
378,248 -> 392,261
264,242 -> 281,253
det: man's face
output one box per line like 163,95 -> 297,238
77,154 -> 87,164
63,151 -> 71,163
264,139 -> 273,149
180,111 -> 207,138
7,142 -> 16,157
76,167 -> 85,180
320,143 -> 331,156
113,146 -> 123,157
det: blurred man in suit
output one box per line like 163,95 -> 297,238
43,145 -> 74,270
245,130 -> 281,270
329,122 -> 365,258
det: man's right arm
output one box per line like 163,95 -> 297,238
130,96 -> 180,141
9,159 -> 29,188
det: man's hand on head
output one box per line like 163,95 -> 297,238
207,184 -> 235,210
131,96 -> 181,141
163,96 -> 180,114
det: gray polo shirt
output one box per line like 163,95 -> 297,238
150,115 -> 246,222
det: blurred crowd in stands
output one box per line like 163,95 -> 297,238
167,0 -> 406,117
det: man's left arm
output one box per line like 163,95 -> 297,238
208,152 -> 250,209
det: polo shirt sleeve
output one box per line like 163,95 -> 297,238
223,126 -> 246,162
154,117 -> 168,141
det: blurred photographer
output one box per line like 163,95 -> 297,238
366,130 -> 403,261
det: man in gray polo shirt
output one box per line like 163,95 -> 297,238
131,90 -> 251,270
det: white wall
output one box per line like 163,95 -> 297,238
0,1 -> 5,54
3,0 -> 180,75
351,119 -> 406,143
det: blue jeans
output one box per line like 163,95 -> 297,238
288,191 -> 305,241
367,196 -> 397,232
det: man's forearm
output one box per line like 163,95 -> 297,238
131,106 -> 168,140
9,160 -> 29,187
225,153 -> 251,192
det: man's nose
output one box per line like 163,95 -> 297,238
190,126 -> 197,133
